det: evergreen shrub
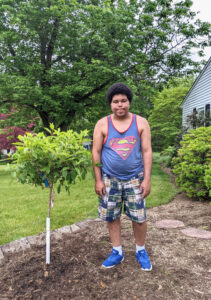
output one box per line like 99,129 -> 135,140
173,127 -> 211,201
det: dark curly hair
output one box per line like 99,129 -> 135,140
107,83 -> 133,104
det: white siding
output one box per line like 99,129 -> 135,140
181,58 -> 211,126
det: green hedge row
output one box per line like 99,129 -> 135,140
173,127 -> 211,201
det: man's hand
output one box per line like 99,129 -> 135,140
95,180 -> 106,198
140,179 -> 151,198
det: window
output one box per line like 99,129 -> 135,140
198,107 -> 204,116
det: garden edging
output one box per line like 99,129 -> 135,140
0,218 -> 101,265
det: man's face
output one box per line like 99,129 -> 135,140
110,94 -> 130,118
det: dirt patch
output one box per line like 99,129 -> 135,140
0,177 -> 211,299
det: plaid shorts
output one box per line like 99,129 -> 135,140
98,172 -> 146,223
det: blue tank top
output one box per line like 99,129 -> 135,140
101,113 -> 143,180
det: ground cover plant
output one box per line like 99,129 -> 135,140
0,154 -> 177,246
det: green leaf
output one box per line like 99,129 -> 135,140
57,184 -> 61,194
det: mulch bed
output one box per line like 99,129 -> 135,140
0,172 -> 211,299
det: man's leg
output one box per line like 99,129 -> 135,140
101,218 -> 124,268
99,174 -> 124,268
107,217 -> 121,247
132,220 -> 147,246
132,220 -> 152,271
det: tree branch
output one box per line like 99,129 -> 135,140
7,44 -> 26,76
74,78 -> 115,103
0,99 -> 38,111
146,37 -> 187,65
8,44 -> 16,57
46,17 -> 60,69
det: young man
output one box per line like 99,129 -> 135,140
92,83 -> 152,270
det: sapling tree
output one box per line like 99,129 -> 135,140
12,124 -> 91,264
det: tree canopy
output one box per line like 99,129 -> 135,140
0,0 -> 210,130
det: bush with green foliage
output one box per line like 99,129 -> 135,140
173,127 -> 211,201
186,109 -> 211,129
160,126 -> 188,167
160,146 -> 175,167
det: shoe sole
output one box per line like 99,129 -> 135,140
141,265 -> 152,271
136,259 -> 152,271
101,257 -> 124,269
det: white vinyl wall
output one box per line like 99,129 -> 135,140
181,58 -> 211,127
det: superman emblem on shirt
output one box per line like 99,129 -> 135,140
108,136 -> 137,160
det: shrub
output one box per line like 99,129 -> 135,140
173,127 -> 211,201
204,166 -> 211,197
160,146 -> 175,167
186,109 -> 211,129
160,127 -> 188,167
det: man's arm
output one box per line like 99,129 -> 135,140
92,119 -> 106,197
139,118 -> 152,198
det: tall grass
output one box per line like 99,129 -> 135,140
0,155 -> 177,245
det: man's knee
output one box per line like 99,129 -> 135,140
107,218 -> 120,227
132,220 -> 147,228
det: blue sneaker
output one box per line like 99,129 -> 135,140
102,249 -> 124,268
136,249 -> 152,271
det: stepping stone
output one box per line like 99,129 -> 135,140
181,227 -> 211,239
156,219 -> 185,229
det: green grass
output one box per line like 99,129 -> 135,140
0,156 -> 177,245
147,153 -> 177,207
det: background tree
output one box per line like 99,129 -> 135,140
149,78 -> 192,151
0,106 -> 40,157
0,126 -> 28,154
0,105 -> 40,131
0,0 -> 210,130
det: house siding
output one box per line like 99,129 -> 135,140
181,58 -> 211,127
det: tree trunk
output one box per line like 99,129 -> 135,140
46,184 -> 53,264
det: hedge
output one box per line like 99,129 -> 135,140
173,126 -> 211,201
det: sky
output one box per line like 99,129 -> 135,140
190,0 -> 211,61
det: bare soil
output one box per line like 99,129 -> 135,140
0,172 -> 211,299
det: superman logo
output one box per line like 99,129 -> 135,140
108,136 -> 137,160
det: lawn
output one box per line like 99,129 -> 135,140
0,154 -> 177,245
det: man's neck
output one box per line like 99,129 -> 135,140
112,112 -> 131,122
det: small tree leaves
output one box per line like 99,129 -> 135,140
12,126 -> 91,194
